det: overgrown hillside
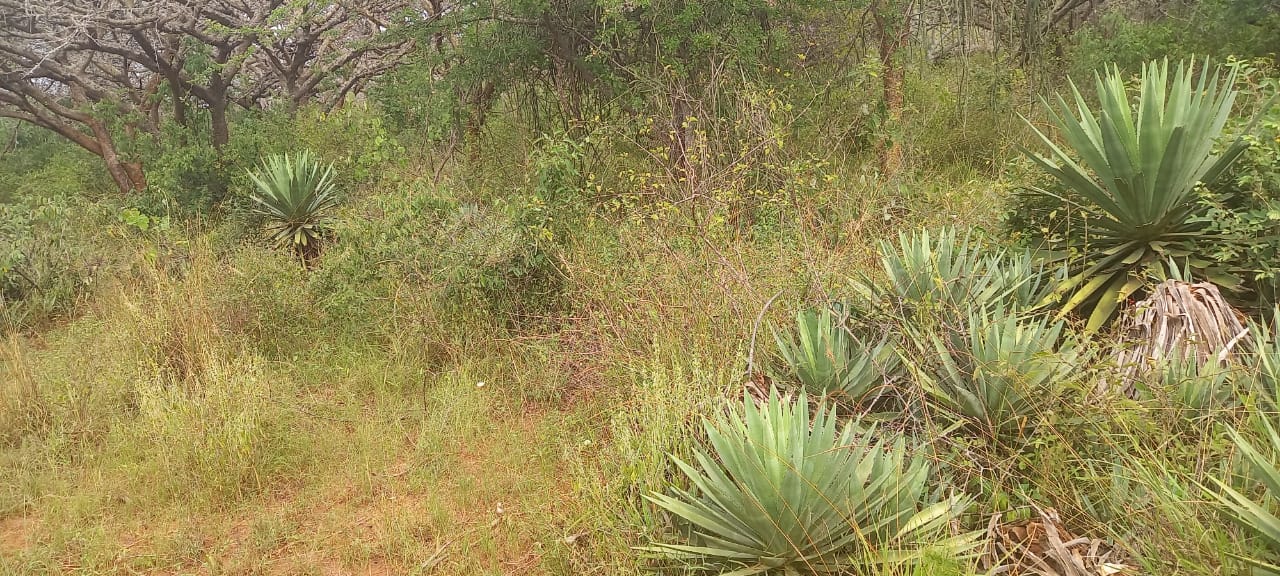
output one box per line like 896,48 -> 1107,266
3,1 -> 1280,575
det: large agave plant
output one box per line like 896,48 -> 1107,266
854,228 -> 1057,320
909,310 -> 1080,442
1203,418 -> 1280,575
1022,58 -> 1249,331
643,390 -> 976,574
773,306 -> 901,408
247,151 -> 340,252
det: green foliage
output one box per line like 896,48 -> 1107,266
313,183 -> 565,327
772,306 -> 901,408
291,105 -> 405,188
1022,58 -> 1248,331
643,389 -> 975,575
907,310 -> 1080,443
530,131 -> 587,218
1194,66 -> 1280,310
1067,0 -> 1280,78
1249,310 -> 1280,410
0,196 -> 125,331
1204,417 -> 1280,575
247,151 -> 340,253
903,57 -> 1031,176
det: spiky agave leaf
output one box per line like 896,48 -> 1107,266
773,307 -> 901,407
1021,58 -> 1249,332
907,309 -> 1080,443
640,389 -> 974,574
1202,418 -> 1280,574
1247,309 -> 1280,412
247,151 -> 340,250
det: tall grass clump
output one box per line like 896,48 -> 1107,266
117,351 -> 304,505
1203,415 -> 1280,574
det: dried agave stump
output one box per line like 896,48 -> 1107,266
1101,279 -> 1251,399
979,506 -> 1136,576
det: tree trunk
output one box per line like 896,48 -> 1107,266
81,115 -> 145,193
209,83 -> 230,149
874,0 -> 913,178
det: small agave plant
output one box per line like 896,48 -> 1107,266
908,309 -> 1081,443
642,389 -> 977,575
247,151 -> 340,257
851,228 -> 1059,327
1140,355 -> 1237,422
773,306 -> 901,408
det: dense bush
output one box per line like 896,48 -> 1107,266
1067,0 -> 1280,77
0,196 -> 127,331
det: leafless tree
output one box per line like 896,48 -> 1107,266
0,0 -> 426,193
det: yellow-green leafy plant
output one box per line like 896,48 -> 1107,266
1022,58 -> 1249,331
642,389 -> 977,575
773,306 -> 901,408
247,151 -> 340,255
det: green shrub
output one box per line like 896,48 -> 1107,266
643,389 -> 976,575
0,197 -> 126,331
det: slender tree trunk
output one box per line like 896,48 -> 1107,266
873,0 -> 913,178
87,117 -> 145,192
209,81 -> 230,149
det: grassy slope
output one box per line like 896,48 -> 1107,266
2,59 -> 1268,574
0,139 -> 1004,575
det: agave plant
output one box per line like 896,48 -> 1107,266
1022,58 -> 1249,331
247,151 -> 340,253
1203,418 -> 1280,575
909,310 -> 1080,442
1248,310 -> 1280,412
773,306 -> 901,407
1139,355 -> 1237,421
854,228 -> 1057,320
643,389 -> 977,574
